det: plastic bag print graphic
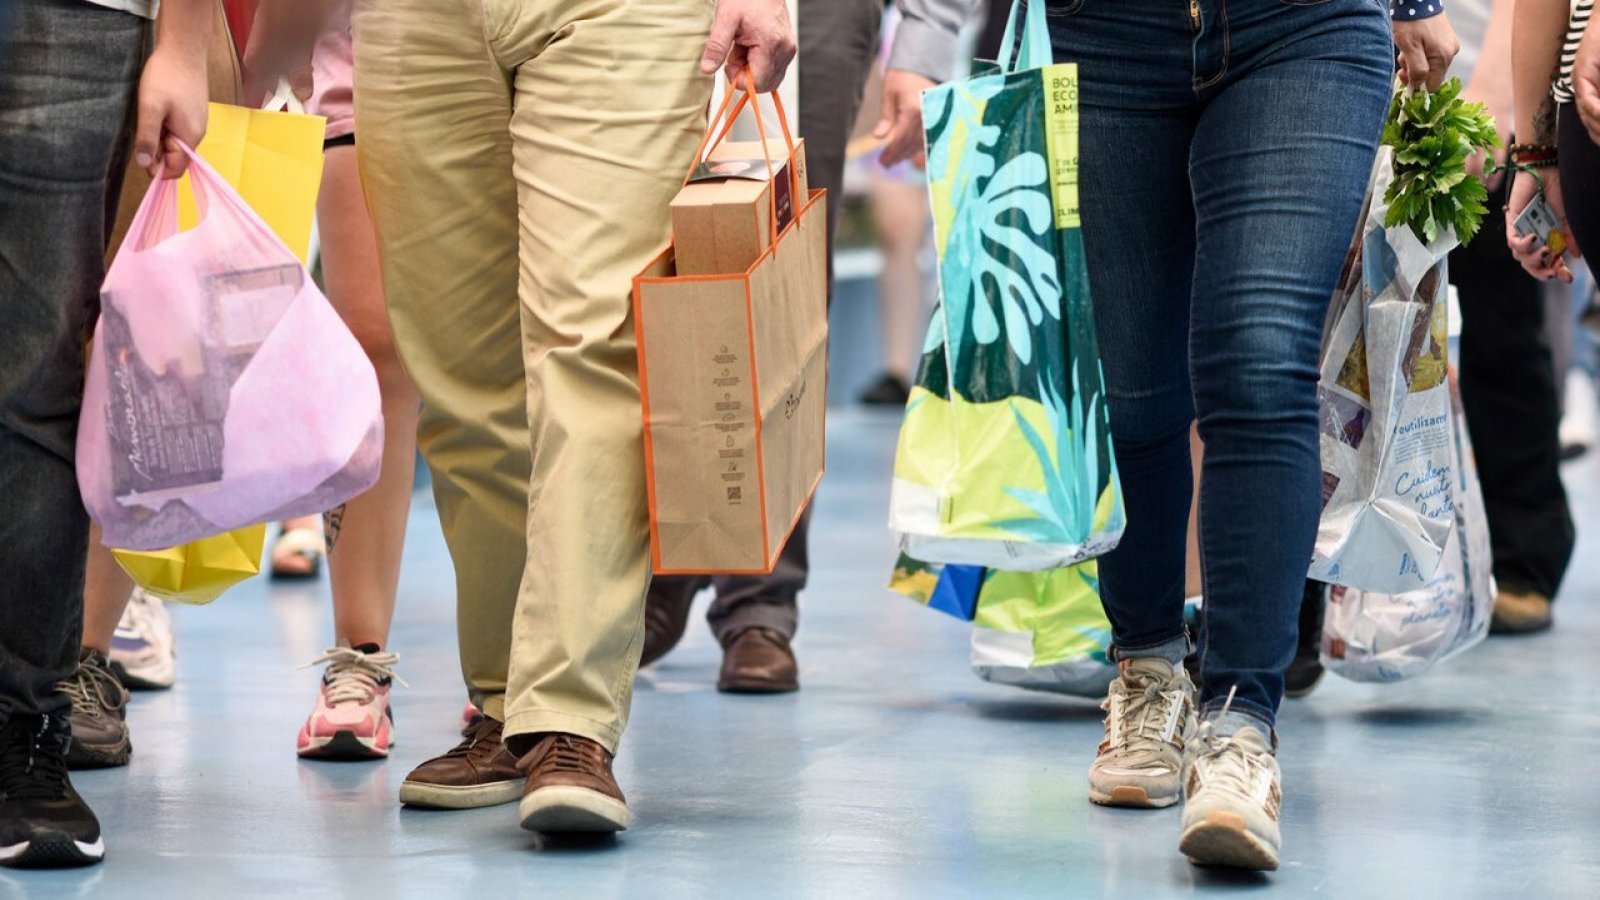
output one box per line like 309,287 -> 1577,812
79,145 -> 382,552
887,0 -> 1123,570
102,264 -> 303,505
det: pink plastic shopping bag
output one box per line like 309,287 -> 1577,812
78,143 -> 382,552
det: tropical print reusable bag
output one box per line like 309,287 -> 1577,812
888,0 -> 1123,570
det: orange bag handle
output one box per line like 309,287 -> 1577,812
681,73 -> 804,248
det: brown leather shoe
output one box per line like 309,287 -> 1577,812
517,733 -> 629,833
398,714 -> 523,809
717,627 -> 799,694
1490,589 -> 1554,634
641,576 -> 705,667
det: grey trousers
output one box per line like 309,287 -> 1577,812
0,0 -> 148,726
660,0 -> 884,643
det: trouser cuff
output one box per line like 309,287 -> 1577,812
504,708 -> 624,756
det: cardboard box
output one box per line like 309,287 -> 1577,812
670,139 -> 809,276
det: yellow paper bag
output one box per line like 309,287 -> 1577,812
178,101 -> 327,262
114,102 -> 326,604
114,525 -> 269,605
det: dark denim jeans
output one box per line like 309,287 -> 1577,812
1043,0 -> 1393,728
0,0 -> 148,727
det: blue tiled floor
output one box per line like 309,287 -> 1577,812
5,411 -> 1598,898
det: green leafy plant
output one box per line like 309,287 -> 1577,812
1381,77 -> 1501,244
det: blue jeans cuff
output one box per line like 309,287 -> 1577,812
1111,632 -> 1190,667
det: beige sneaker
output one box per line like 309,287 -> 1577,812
1088,657 -> 1197,808
1179,722 -> 1282,871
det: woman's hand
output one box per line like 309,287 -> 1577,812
134,40 -> 208,179
1505,167 -> 1577,281
241,0 -> 330,106
1392,14 -> 1461,91
874,70 -> 936,168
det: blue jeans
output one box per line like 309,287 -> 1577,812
1042,0 -> 1393,729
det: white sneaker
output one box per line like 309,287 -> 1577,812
108,589 -> 176,691
1560,369 -> 1599,458
1179,720 -> 1282,871
1088,657 -> 1197,808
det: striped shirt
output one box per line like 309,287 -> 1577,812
1554,0 -> 1594,103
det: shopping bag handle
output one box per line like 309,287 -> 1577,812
122,140 -> 279,256
681,72 -> 804,249
999,0 -> 1052,74
262,77 -> 307,115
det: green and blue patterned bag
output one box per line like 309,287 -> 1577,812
888,0 -> 1123,570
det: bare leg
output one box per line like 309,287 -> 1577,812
318,145 -> 420,649
81,524 -> 133,655
869,172 -> 930,383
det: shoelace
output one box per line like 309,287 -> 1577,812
301,646 -> 406,706
59,653 -> 124,719
532,734 -> 603,777
446,716 -> 503,759
1191,687 -> 1274,801
0,718 -> 71,801
1102,675 -> 1185,757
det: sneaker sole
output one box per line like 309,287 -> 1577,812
1089,785 -> 1180,809
716,677 -> 799,694
1179,812 -> 1280,871
399,778 -> 523,810
0,832 -> 105,868
110,659 -> 175,692
298,729 -> 390,761
66,736 -> 131,770
519,786 -> 629,833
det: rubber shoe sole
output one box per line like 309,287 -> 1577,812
1089,784 -> 1180,809
298,729 -> 390,761
0,831 -> 105,869
1179,811 -> 1280,871
66,733 -> 131,770
399,777 -> 522,810
519,786 -> 629,833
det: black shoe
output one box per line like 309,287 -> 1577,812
1285,581 -> 1326,699
60,648 -> 131,769
0,714 -> 105,868
859,373 -> 911,407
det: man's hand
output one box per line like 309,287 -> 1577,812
1574,18 -> 1600,145
1393,14 -> 1461,91
700,0 -> 796,94
1505,168 -> 1578,281
873,70 -> 936,168
134,42 -> 208,179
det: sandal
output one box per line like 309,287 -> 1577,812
270,524 -> 326,580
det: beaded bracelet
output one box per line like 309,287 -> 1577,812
1508,143 -> 1559,168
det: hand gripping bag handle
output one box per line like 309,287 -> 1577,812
999,0 -> 1053,74
680,72 -> 804,249
119,139 -> 296,266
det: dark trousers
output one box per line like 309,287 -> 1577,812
652,0 -> 883,643
1452,170 -> 1576,601
0,0 -> 148,726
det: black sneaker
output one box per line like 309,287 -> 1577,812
1285,581 -> 1326,699
60,648 -> 131,768
0,714 -> 105,867
859,373 -> 911,407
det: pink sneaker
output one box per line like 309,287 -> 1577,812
296,644 -> 402,760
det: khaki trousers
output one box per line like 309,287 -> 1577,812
352,0 -> 713,752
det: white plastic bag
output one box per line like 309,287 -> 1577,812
1310,147 -> 1460,594
1320,381 -> 1494,681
